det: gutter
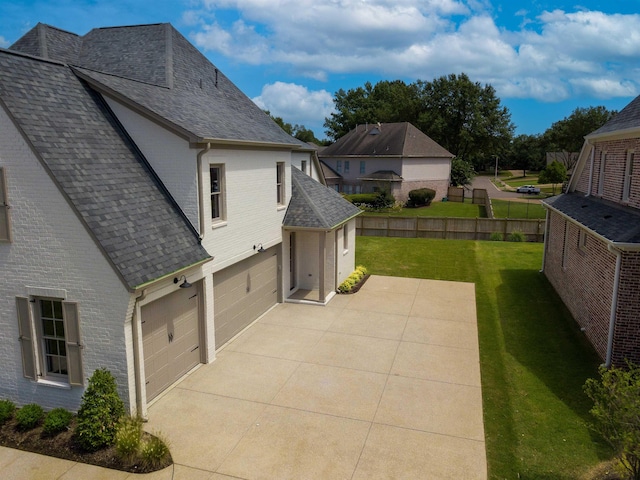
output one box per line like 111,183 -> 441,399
605,244 -> 623,367
197,143 -> 211,238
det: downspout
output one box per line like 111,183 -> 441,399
540,208 -> 550,273
197,143 -> 211,239
586,144 -> 595,197
605,245 -> 622,367
132,289 -> 147,417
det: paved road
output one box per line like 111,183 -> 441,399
470,175 -> 535,200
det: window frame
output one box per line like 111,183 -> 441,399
359,161 -> 366,174
597,151 -> 606,196
301,160 -> 307,175
336,160 -> 342,173
342,224 -> 349,253
623,150 -> 634,203
16,296 -> 83,387
0,166 -> 12,242
210,164 -> 226,223
276,162 -> 286,206
344,160 -> 350,174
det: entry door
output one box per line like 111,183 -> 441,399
141,282 -> 201,401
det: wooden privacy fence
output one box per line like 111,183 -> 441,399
356,216 -> 546,242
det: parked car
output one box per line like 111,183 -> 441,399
516,185 -> 541,194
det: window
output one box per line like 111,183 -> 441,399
343,224 -> 349,253
578,230 -> 588,253
336,160 -> 342,173
344,161 -> 350,173
561,221 -> 569,269
597,152 -> 606,196
210,165 -> 225,222
0,167 -> 11,242
623,151 -> 634,202
301,160 -> 307,174
276,162 -> 285,206
16,297 -> 83,386
360,161 -> 366,174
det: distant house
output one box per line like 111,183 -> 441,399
0,23 -> 360,415
541,95 -> 640,367
319,122 -> 454,202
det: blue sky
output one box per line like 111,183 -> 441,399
1,1 -> 639,141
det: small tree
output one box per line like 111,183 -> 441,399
538,160 -> 567,195
450,157 -> 475,187
584,363 -> 640,480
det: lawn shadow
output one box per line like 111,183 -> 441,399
496,268 -> 612,460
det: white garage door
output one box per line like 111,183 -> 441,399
214,247 -> 279,348
141,281 -> 202,401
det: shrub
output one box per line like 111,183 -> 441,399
584,363 -> 640,480
140,433 -> 171,470
0,399 -> 16,425
345,193 -> 377,205
508,230 -> 525,242
15,403 -> 44,431
75,368 -> 125,452
43,408 -> 73,436
115,416 -> 143,464
407,188 -> 436,207
338,265 -> 368,293
489,232 -> 504,241
372,190 -> 395,209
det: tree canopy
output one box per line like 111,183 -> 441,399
539,160 -> 567,194
265,111 -> 324,144
450,158 -> 475,187
323,74 -> 514,171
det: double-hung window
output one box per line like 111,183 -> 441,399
336,160 -> 342,173
210,165 -> 225,222
597,152 -> 606,196
344,161 -> 350,174
277,162 -> 285,206
0,167 -> 11,242
16,296 -> 83,386
623,151 -> 634,202
359,161 -> 366,174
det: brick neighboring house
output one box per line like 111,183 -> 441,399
319,122 -> 454,202
541,95 -> 640,367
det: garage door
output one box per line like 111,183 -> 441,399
214,247 -> 278,348
141,281 -> 202,401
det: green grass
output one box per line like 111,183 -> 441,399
356,237 -> 610,479
491,199 -> 547,219
364,198 -> 485,218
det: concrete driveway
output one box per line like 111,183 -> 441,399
0,275 -> 486,479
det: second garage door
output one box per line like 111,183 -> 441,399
214,246 -> 279,348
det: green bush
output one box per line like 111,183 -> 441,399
489,232 -> 504,241
140,433 -> 171,470
75,368 -> 125,452
338,265 -> 369,293
345,193 -> 377,205
115,416 -> 143,464
0,399 -> 16,425
407,188 -> 436,207
43,408 -> 73,436
372,190 -> 395,209
508,230 -> 525,242
15,403 -> 44,431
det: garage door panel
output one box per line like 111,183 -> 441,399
214,248 -> 278,348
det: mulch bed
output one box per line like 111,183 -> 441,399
0,417 -> 171,474
340,274 -> 370,294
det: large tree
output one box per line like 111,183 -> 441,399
543,106 -> 616,172
266,111 -> 323,144
506,134 -> 546,176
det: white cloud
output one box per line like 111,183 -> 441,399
186,1 -> 640,102
252,82 -> 334,128
0,36 -> 9,48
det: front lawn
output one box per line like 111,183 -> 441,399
491,199 -> 547,219
363,197 -> 485,218
356,237 -> 609,479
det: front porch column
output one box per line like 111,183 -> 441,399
318,231 -> 326,302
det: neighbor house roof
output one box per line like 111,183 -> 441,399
359,170 -> 403,182
544,194 -> 640,244
589,94 -> 640,138
320,122 -> 454,158
284,167 -> 361,229
0,48 -> 211,289
319,160 -> 342,181
10,23 -> 303,147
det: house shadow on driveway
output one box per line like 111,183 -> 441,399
144,275 -> 488,480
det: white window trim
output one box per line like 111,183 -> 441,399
342,224 -> 349,254
623,150 -> 634,203
210,164 -> 226,224
277,162 -> 286,207
597,151 -> 606,196
578,230 -> 588,254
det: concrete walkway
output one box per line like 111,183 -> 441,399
0,275 -> 486,479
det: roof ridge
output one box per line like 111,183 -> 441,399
292,167 -> 332,228
36,23 -> 80,37
0,47 -> 67,67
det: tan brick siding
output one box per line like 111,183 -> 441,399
612,251 -> 640,365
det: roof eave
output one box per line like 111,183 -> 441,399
133,256 -> 214,291
586,126 -> 640,142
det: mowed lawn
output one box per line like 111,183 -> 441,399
356,237 -> 610,479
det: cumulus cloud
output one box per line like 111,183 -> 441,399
186,1 -> 640,102
0,36 -> 9,48
252,82 -> 335,128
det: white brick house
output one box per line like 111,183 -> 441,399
0,23 -> 360,415
542,95 -> 640,367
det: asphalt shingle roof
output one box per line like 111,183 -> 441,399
320,122 -> 454,158
0,49 -> 210,289
544,194 -> 640,243
284,167 -> 362,229
590,94 -> 640,136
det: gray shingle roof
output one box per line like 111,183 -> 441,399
590,95 -> 640,136
284,167 -> 361,229
544,194 -> 640,243
11,23 -> 301,146
320,122 -> 454,158
0,49 -> 210,289
9,23 -> 81,64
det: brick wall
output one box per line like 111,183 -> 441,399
612,251 -> 640,365
394,179 -> 450,203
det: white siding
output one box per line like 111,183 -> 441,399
0,109 -> 131,411
402,158 -> 451,181
200,148 -> 289,272
105,97 -> 200,228
336,220 -> 357,286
